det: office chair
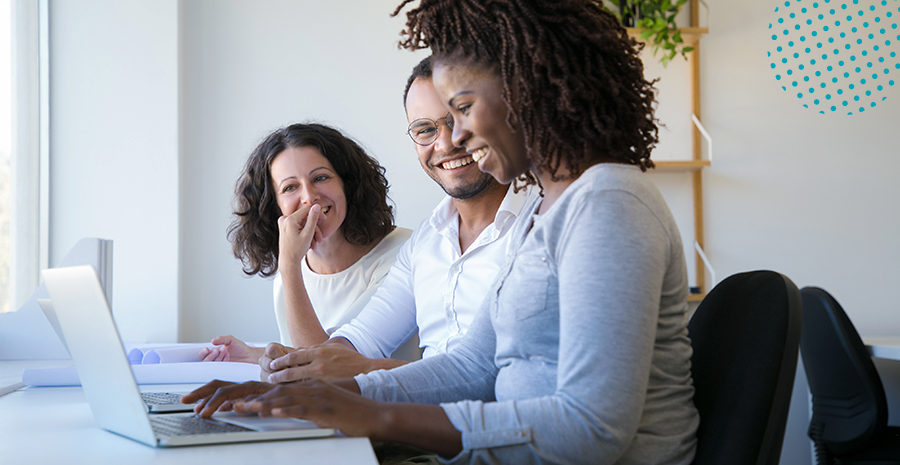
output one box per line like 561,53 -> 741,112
800,287 -> 900,464
688,270 -> 802,465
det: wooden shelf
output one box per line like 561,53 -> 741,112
653,160 -> 710,172
633,1 -> 713,298
625,27 -> 709,46
688,293 -> 706,303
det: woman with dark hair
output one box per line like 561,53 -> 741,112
185,2 -> 698,463
202,123 -> 411,363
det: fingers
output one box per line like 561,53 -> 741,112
284,204 -> 320,238
259,342 -> 290,377
211,334 -> 237,346
265,342 -> 291,359
266,366 -> 310,384
181,379 -> 233,405
235,383 -> 318,418
268,349 -> 312,372
200,346 -> 230,362
298,205 -> 321,244
192,381 -> 273,418
282,204 -> 315,232
311,226 -> 324,251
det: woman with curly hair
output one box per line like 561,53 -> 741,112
185,2 -> 699,463
201,123 -> 411,363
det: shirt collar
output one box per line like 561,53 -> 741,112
429,184 -> 535,232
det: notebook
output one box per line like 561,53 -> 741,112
42,265 -> 335,447
37,298 -> 196,413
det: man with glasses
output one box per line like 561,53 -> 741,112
257,57 -> 535,383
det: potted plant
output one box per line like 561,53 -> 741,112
604,0 -> 695,67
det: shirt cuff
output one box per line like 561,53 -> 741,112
441,400 -> 533,450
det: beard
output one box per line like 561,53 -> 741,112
434,170 -> 496,200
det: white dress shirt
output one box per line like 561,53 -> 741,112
272,227 -> 412,346
331,185 -> 535,359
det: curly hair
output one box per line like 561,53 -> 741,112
228,123 -> 395,277
391,0 -> 659,183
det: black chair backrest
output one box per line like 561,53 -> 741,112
688,270 -> 802,465
800,287 -> 887,455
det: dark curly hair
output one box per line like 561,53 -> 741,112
228,123 -> 395,277
391,0 -> 659,184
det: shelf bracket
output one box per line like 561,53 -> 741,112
691,113 -> 713,164
693,241 -> 716,290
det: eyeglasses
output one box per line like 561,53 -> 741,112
406,112 -> 454,146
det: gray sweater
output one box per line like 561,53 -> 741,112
356,164 -> 699,464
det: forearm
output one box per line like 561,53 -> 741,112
325,337 -> 409,373
367,358 -> 409,372
281,267 -> 329,348
373,403 -> 462,458
247,346 -> 266,362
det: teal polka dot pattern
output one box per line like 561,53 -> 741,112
768,0 -> 899,114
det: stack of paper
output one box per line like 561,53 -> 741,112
21,343 -> 261,387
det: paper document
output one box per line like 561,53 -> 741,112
22,361 -> 261,387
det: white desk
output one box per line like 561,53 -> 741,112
864,337 -> 900,361
0,360 -> 378,465
863,338 -> 900,427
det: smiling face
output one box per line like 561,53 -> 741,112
270,146 -> 346,242
432,61 -> 530,186
406,77 -> 497,199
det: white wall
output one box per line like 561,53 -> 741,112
48,0 -> 180,343
702,1 -> 900,463
43,1 -> 900,462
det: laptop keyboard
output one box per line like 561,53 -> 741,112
150,414 -> 253,437
141,392 -> 188,406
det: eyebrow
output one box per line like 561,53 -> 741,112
277,176 -> 297,188
276,167 -> 333,188
447,91 -> 474,107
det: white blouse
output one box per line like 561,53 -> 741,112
272,227 -> 412,347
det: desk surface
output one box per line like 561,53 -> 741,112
0,360 -> 377,465
864,337 -> 900,361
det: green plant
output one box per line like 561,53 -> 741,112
605,0 -> 694,67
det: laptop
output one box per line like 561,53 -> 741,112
37,298 -> 195,413
42,265 -> 335,447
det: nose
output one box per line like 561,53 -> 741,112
299,183 -> 319,206
451,120 -> 470,150
433,120 -> 455,154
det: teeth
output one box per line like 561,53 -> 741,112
471,148 -> 488,162
322,206 -> 331,214
441,155 -> 476,170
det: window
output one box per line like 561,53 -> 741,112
2,0 -> 47,313
1,1 -> 12,312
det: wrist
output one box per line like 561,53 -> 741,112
249,346 -> 265,360
278,260 -> 304,279
371,403 -> 402,442
370,358 -> 408,373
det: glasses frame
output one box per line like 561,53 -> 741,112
405,112 -> 454,146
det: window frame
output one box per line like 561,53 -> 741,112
9,0 -> 48,311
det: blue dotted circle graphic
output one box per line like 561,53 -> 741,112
768,0 -> 899,114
